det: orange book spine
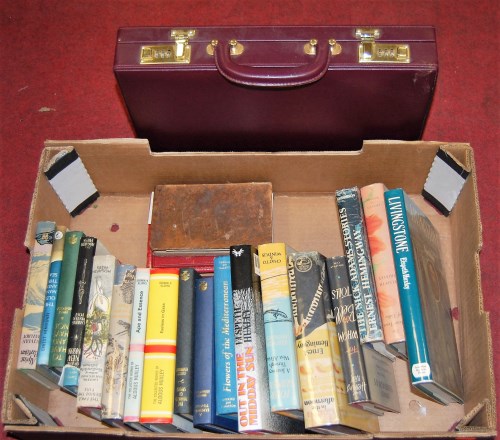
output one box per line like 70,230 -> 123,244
360,183 -> 405,349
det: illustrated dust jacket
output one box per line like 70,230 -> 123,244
77,253 -> 117,414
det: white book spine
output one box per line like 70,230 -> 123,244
123,268 -> 150,422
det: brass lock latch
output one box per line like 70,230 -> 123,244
356,28 -> 410,63
140,29 -> 196,64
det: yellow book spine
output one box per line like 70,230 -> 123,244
140,268 -> 179,424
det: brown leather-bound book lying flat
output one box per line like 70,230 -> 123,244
150,182 -> 273,255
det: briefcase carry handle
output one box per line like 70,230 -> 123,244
213,39 -> 332,88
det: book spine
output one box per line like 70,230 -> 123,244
336,187 -> 384,345
140,268 -> 180,424
174,268 -> 199,418
385,189 -> 432,383
258,243 -> 302,416
193,276 -> 215,427
287,251 -> 341,430
230,245 -> 266,432
37,225 -> 67,367
65,236 -> 98,368
17,221 -> 56,371
361,183 -> 405,351
152,254 -> 215,274
213,256 -> 238,416
101,264 -> 137,420
76,254 -> 117,411
49,231 -> 84,369
322,278 -> 380,431
123,268 -> 150,423
325,256 -> 369,404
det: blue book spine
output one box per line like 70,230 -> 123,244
193,276 -> 237,433
258,243 -> 302,416
384,188 -> 432,384
213,256 -> 238,416
193,277 -> 216,428
38,227 -> 66,367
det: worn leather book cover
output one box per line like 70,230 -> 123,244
150,183 -> 273,253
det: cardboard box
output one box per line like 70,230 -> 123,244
2,139 -> 496,438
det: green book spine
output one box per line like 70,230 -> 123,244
48,231 -> 84,370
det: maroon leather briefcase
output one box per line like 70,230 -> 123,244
114,26 -> 437,151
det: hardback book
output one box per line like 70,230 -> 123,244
193,276 -> 238,433
144,415 -> 203,434
123,268 -> 150,427
174,268 -> 200,420
140,268 -> 180,426
146,191 -> 153,268
151,254 -> 216,274
76,252 -> 118,419
36,225 -> 67,384
230,245 -> 304,434
49,230 -> 84,372
385,188 -> 463,404
257,242 -> 302,419
150,183 -> 273,255
213,255 -> 238,417
361,183 -> 406,358
336,187 -> 395,361
326,256 -> 400,415
17,220 -> 57,389
287,251 -> 379,434
101,264 -> 137,424
59,236 -> 98,394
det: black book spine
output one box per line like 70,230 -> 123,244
229,244 -> 264,432
174,268 -> 200,418
325,256 -> 369,404
336,187 -> 384,345
65,237 -> 97,367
